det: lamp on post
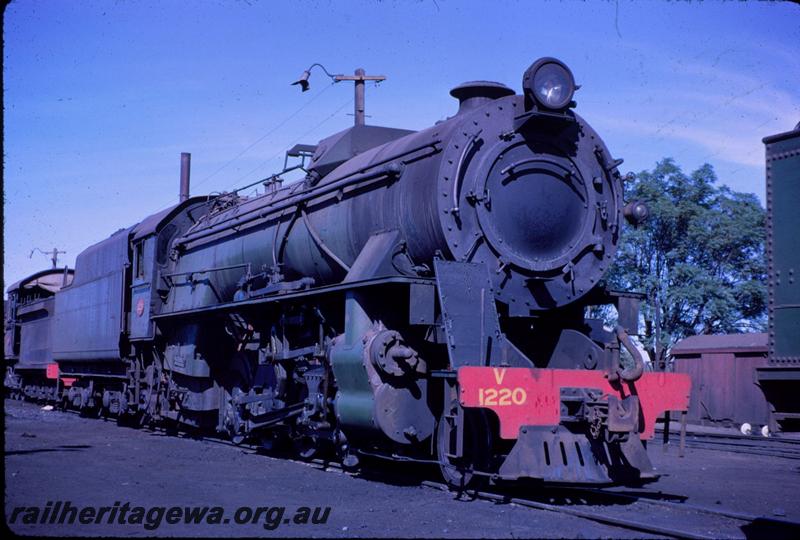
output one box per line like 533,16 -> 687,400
292,63 -> 386,126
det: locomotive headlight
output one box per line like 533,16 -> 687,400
623,200 -> 649,227
523,58 -> 576,110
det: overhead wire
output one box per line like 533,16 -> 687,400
149,82 -> 341,212
220,97 -> 354,192
193,81 -> 337,190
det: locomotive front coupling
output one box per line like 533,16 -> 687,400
457,366 -> 690,482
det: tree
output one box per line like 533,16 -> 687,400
604,159 -> 767,367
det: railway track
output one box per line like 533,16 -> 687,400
420,481 -> 799,540
278,445 -> 800,539
655,429 -> 800,460
290,451 -> 800,540
16,402 -> 800,539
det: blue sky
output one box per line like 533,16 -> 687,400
4,0 -> 799,287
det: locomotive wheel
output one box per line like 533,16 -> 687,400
435,404 -> 492,489
293,436 -> 319,460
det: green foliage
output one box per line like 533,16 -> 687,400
606,159 -> 766,364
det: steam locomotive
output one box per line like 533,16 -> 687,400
5,57 -> 690,486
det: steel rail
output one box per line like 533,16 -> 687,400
657,428 -> 800,446
420,481 -> 718,540
654,429 -> 800,460
674,441 -> 800,460
13,400 -> 800,539
573,485 -> 798,525
296,454 -> 800,539
201,439 -> 792,540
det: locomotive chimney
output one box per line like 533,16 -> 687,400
179,152 -> 191,203
450,81 -> 514,115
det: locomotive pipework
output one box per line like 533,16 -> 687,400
166,65 -> 623,315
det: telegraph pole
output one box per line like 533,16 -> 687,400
30,247 -> 66,269
333,68 -> 386,126
292,64 -> 386,126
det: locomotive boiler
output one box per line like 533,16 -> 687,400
5,57 -> 690,487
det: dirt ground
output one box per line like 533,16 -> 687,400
4,399 -> 799,537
